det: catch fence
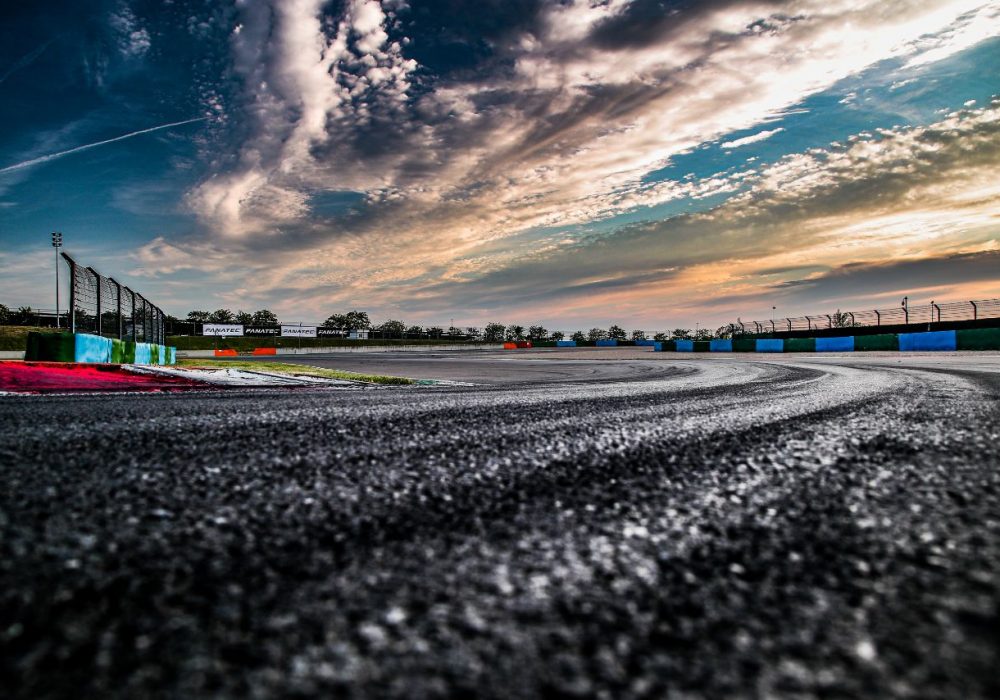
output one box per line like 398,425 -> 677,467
62,253 -> 165,343
736,298 -> 1000,335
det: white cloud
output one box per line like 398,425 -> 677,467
169,0 -> 1000,321
109,4 -> 151,58
721,128 -> 786,149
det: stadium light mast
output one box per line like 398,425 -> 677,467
51,232 -> 63,329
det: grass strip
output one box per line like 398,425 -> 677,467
175,359 -> 414,385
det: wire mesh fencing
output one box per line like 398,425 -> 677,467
736,298 -> 1000,335
62,253 -> 166,342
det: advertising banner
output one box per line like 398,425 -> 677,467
244,326 -> 280,336
317,328 -> 343,337
203,324 -> 244,336
281,325 -> 317,338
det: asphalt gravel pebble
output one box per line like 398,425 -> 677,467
1,355 -> 999,699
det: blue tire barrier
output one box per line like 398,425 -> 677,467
755,339 -> 784,353
75,333 -> 113,363
634,339 -> 658,346
653,342 -> 663,351
709,339 -> 733,352
134,343 -> 152,365
675,340 -> 694,352
815,336 -> 855,352
596,339 -> 618,347
556,340 -> 576,347
898,330 -> 957,351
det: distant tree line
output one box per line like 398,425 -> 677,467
6,301 -> 860,340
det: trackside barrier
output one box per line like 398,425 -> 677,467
898,330 -> 956,351
214,349 -> 239,357
784,337 -> 815,352
652,327 -> 1000,352
634,340 -> 658,346
23,332 -> 175,365
855,333 -> 898,351
816,336 -> 854,352
957,328 -> 1000,350
756,339 -> 784,353
556,340 -> 577,347
252,348 -> 277,355
596,339 -> 618,347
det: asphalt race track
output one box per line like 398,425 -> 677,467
2,351 -> 999,698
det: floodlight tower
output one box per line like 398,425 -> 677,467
51,232 -> 63,328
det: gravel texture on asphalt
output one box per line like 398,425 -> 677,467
1,353 -> 999,699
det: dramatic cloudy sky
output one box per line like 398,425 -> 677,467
1,0 -> 999,329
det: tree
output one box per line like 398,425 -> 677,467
631,329 -> 647,341
527,325 -> 547,340
653,332 -> 669,342
187,310 -> 211,322
670,328 -> 692,340
551,330 -> 565,341
484,322 -> 505,342
831,309 -> 856,328
694,328 -> 713,341
427,326 -> 444,339
252,309 -> 278,326
406,325 -> 423,337
505,324 -> 525,341
447,325 -> 461,337
323,313 -> 348,328
465,326 -> 481,340
571,330 -> 587,343
208,309 -> 235,323
234,310 -> 253,326
12,306 -> 34,325
0,303 -> 9,324
588,327 -> 607,341
607,324 -> 627,341
714,323 -> 743,339
344,310 -> 371,330
379,319 -> 406,338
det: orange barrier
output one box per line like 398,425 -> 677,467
503,342 -> 517,349
503,341 -> 533,349
214,349 -> 238,357
252,347 -> 277,355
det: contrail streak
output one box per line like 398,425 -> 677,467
0,40 -> 53,85
0,117 -> 208,175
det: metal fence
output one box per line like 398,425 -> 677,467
736,298 -> 1000,335
62,253 -> 165,343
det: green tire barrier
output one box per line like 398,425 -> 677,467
854,333 -> 898,351
652,327 -> 1000,353
784,337 -> 815,352
956,328 -> 1000,350
23,332 -> 176,365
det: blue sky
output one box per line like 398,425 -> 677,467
1,1 -> 999,331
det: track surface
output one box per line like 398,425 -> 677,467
2,351 -> 999,698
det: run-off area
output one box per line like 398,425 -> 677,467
1,352 -> 999,699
